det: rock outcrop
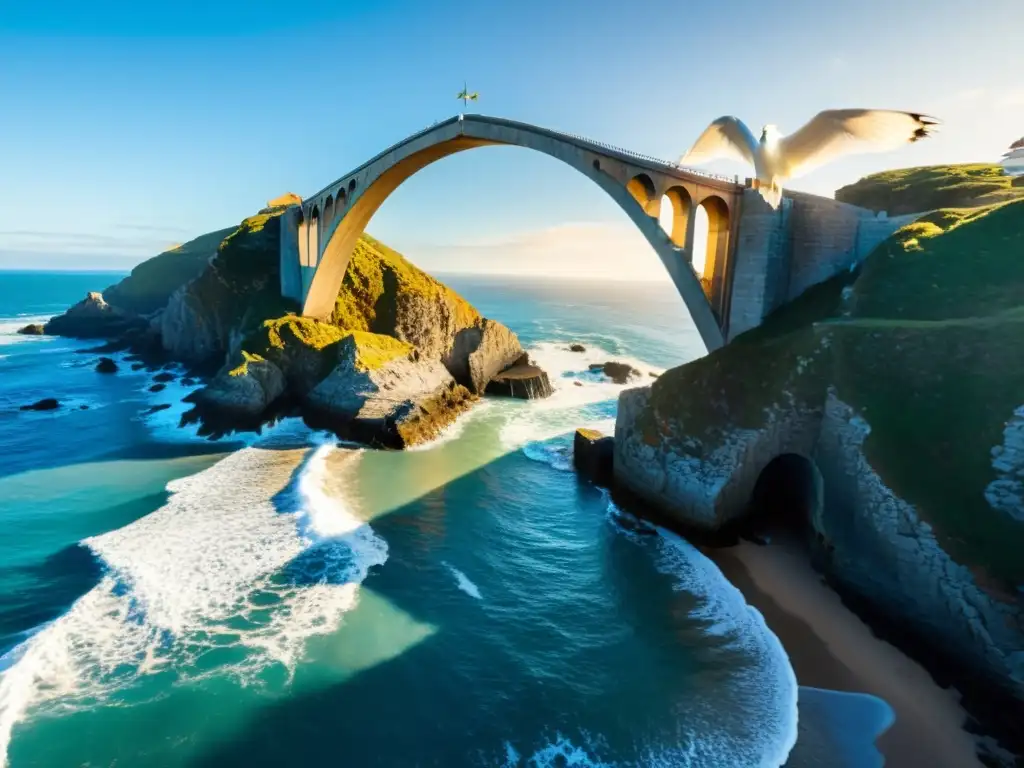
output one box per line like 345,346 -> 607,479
44,292 -> 143,338
486,356 -> 553,400
95,357 -> 119,374
590,361 -> 642,384
187,353 -> 286,422
573,428 -> 614,486
613,200 -> 1024,747
17,324 -> 45,335
20,398 -> 60,411
569,343 -> 586,352
305,333 -> 474,448
43,203 -> 545,447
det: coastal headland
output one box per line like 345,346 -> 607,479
593,164 -> 1024,766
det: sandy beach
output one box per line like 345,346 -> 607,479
709,536 -> 982,768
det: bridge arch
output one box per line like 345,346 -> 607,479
659,186 -> 693,249
297,117 -> 740,351
694,196 -> 730,304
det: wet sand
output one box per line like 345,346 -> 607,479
709,536 -> 982,768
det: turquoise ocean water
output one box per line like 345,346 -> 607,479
0,270 -> 890,767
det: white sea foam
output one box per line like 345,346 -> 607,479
606,501 -> 799,767
407,400 -> 495,452
0,440 -> 385,767
500,338 -> 646,468
498,733 -> 612,767
0,316 -> 53,347
442,562 -> 482,600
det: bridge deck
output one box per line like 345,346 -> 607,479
304,114 -> 744,205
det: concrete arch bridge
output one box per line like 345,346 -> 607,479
280,114 -> 913,351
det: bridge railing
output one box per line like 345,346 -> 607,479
541,126 -> 740,185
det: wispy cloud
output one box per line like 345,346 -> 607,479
0,229 -> 179,257
391,221 -> 670,282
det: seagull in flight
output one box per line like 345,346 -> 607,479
679,109 -> 940,209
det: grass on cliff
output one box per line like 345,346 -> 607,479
830,198 -> 1024,587
835,164 -> 1024,215
333,234 -> 479,333
646,200 -> 1024,586
240,315 -> 412,387
102,226 -> 236,314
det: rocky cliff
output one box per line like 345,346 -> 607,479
46,199 -> 531,446
614,200 -> 1024,729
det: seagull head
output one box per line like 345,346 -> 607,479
759,124 -> 781,144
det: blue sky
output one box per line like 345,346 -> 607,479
1,0 -> 1022,277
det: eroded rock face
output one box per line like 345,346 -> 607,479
160,283 -> 231,366
445,319 -> 524,394
816,393 -> 1024,701
486,358 -> 553,400
306,336 -> 473,448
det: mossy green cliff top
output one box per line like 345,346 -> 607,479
640,199 -> 1024,586
835,163 -> 1024,215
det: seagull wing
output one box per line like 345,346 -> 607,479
679,116 -> 758,167
779,109 -> 940,178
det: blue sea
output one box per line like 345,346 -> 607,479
0,270 -> 889,767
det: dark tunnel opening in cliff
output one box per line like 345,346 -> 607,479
747,454 -> 822,542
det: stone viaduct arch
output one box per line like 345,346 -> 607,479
280,115 -> 745,351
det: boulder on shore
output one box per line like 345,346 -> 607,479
95,357 -> 119,374
486,356 -> 553,400
17,324 -> 45,336
589,361 -> 642,384
573,428 -> 615,486
20,398 -> 60,411
306,333 -> 474,449
569,343 -> 586,352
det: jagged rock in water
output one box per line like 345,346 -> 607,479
45,292 -> 145,338
20,398 -> 60,411
569,343 -> 586,352
446,318 -> 524,395
589,361 -> 642,384
17,324 -> 45,335
95,357 -> 119,374
573,428 -> 614,486
152,372 -> 175,383
187,353 -> 286,423
306,333 -> 474,449
149,383 -> 166,393
143,404 -> 172,415
486,357 -> 553,400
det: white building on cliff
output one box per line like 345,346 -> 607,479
1001,137 -> 1024,176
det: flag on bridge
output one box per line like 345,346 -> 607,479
457,82 -> 479,109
